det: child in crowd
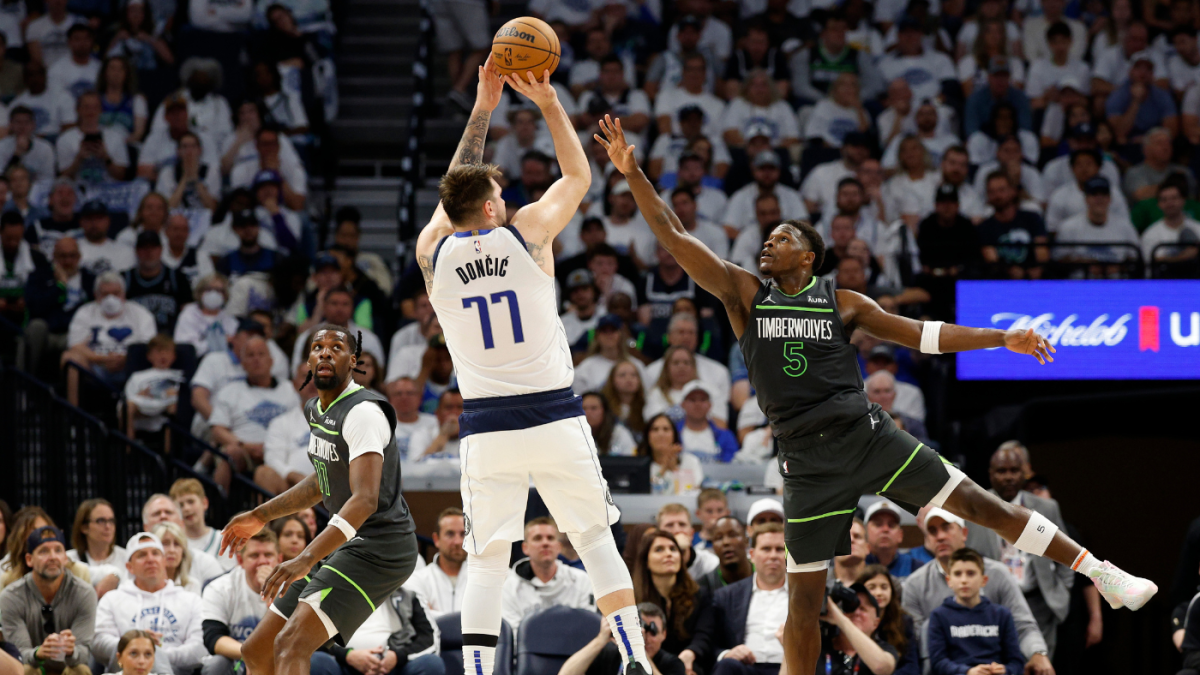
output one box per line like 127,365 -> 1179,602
928,548 -> 1025,675
123,334 -> 183,446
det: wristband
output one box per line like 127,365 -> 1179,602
329,514 -> 356,540
920,321 -> 944,354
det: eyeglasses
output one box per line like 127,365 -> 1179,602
41,604 -> 54,635
86,518 -> 116,526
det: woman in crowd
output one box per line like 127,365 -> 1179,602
643,345 -> 698,421
151,522 -> 198,594
158,131 -> 220,210
0,499 -> 10,545
602,359 -> 647,438
883,136 -> 940,229
638,413 -> 705,495
250,61 -> 309,137
581,392 -> 636,456
97,56 -> 148,143
1093,0 -> 1134,54
5,166 -> 44,223
105,0 -> 175,103
632,529 -> 714,675
353,352 -> 385,394
574,317 -> 647,394
117,192 -> 169,248
297,508 -> 319,539
858,564 -> 920,675
67,498 -> 128,585
268,515 -> 311,562
174,273 -> 235,357
958,19 -> 1025,97
966,101 -> 1039,167
114,630 -> 156,675
2,507 -> 91,587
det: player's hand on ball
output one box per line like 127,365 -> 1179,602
1003,327 -> 1055,364
504,69 -> 557,109
260,554 -> 314,601
476,54 -> 504,112
595,115 -> 638,175
219,510 -> 265,558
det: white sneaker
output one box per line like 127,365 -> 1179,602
1090,561 -> 1158,610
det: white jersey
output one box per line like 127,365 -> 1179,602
429,226 -> 574,399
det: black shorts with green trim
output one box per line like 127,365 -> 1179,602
777,405 -> 954,566
272,530 -> 419,644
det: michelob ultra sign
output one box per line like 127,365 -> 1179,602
955,281 -> 1200,380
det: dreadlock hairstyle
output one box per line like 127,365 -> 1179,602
300,325 -> 367,389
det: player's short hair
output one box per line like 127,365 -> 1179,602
697,488 -> 727,509
948,547 -> 986,573
656,503 -> 690,526
780,219 -> 825,271
750,522 -> 784,548
169,478 -> 205,502
524,516 -> 558,536
436,507 -> 464,535
438,163 -> 503,224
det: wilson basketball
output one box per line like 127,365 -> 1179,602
491,17 -> 560,78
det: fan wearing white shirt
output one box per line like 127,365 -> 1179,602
655,53 -> 726,137
47,25 -> 100,101
601,179 -> 657,266
669,187 -> 729,258
1022,0 -> 1087,62
803,73 -> 871,149
501,518 -> 596,632
560,268 -> 604,347
139,95 -> 222,180
799,133 -> 871,217
25,0 -> 83,67
710,526 -> 789,672
1054,177 -> 1142,265
9,62 -> 74,139
229,127 -> 308,211
1167,29 -> 1200,96
971,137 -> 1048,208
646,109 -> 732,183
491,108 -> 555,180
1044,149 -> 1131,233
157,131 -> 221,210
877,19 -> 957,103
956,20 -> 1025,97
1026,22 -> 1092,111
883,136 -> 943,226
0,106 -> 57,182
576,55 -> 652,152
149,59 -> 234,145
1041,124 -> 1122,197
569,29 -> 634,97
62,272 -> 156,402
384,377 -> 438,460
57,92 -> 131,184
1141,181 -> 1200,264
729,192 -> 782,274
77,201 -> 136,276
667,9 -> 733,65
722,151 -> 807,239
660,152 -> 728,224
721,70 -> 800,150
170,478 -> 236,572
1091,23 -> 1167,98
881,101 -> 960,172
257,364 -> 317,494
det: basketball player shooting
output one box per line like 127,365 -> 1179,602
595,115 -> 1156,675
218,325 -> 419,675
412,63 -> 653,675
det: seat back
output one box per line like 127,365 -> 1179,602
515,606 -> 602,675
437,612 -> 513,675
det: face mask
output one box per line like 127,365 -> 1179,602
201,290 -> 225,311
100,294 -> 124,316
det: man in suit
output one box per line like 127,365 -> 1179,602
710,523 -> 788,675
966,442 -> 1074,658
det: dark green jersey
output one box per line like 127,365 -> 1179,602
737,277 -> 869,440
305,384 -> 415,538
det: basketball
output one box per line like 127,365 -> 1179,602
491,17 -> 560,79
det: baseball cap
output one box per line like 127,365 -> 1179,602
253,169 -> 282,188
987,55 -> 1011,75
753,150 -> 780,168
1067,122 -> 1096,140
864,499 -> 902,523
135,231 -> 162,249
850,582 -> 881,611
679,14 -> 703,29
842,131 -> 871,148
1130,50 -> 1155,65
314,252 -> 340,271
935,183 -> 959,203
1059,76 -> 1084,93
924,507 -> 965,529
746,498 -> 784,524
126,531 -> 164,556
677,104 -> 704,121
868,344 -> 896,362
611,180 -> 632,196
566,268 -> 595,289
680,379 -> 715,401
80,199 -> 109,217
26,526 -> 67,556
1084,176 -> 1111,195
597,313 -> 622,330
232,209 -> 258,227
745,122 -> 772,140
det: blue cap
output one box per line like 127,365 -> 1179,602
1084,176 -> 1111,195
80,199 -> 109,217
253,169 -> 282,188
314,253 -> 339,271
597,314 -> 622,330
26,526 -> 66,555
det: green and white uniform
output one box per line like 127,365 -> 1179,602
738,278 -> 960,567
271,383 -> 419,642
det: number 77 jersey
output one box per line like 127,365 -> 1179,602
428,225 -> 576,399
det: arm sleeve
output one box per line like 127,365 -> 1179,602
0,591 -> 36,663
201,620 -> 232,655
67,310 -> 90,348
343,401 -> 390,461
66,583 -> 98,667
1000,611 -> 1025,675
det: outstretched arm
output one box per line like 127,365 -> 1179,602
415,56 -> 505,291
596,115 -> 760,335
219,473 -> 323,557
836,289 -> 1056,364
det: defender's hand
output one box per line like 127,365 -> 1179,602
595,115 -> 638,175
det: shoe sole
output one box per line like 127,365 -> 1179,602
1100,580 -> 1158,610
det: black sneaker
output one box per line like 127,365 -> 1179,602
620,661 -> 651,675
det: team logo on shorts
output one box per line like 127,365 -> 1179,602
782,460 -> 788,474
463,514 -> 472,536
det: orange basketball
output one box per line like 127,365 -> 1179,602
491,17 -> 560,79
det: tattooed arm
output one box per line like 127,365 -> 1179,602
507,71 -> 591,277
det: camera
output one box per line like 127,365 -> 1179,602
822,581 -> 861,616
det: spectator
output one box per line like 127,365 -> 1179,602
857,565 -> 920,675
696,516 -> 751,594
174,273 -> 235,357
122,333 -> 183,439
97,57 -> 149,144
117,193 -> 169,250
169,479 -> 227,567
150,59 -> 233,146
105,0 -> 174,95
559,602 -> 686,675
407,388 -> 464,459
1042,124 -> 1121,197
25,237 -> 92,377
800,132 -> 871,218
352,351 -> 385,393
971,134 -> 1045,210
157,132 -> 220,210
862,347 -> 925,421
47,25 -> 99,101
644,344 -> 697,422
140,495 -> 225,585
139,94 -> 220,182
0,210 -> 38,321
67,498 -> 127,586
602,359 -> 648,438
884,98 -> 959,171
582,392 -> 637,456
501,517 -> 595,631
2,507 -> 93,589
112,631 -> 155,675
729,193 -> 783,273
75,202 -> 133,275
878,18 -> 956,103
722,70 -> 800,151
502,149 -> 554,211
1054,177 -> 1142,267
93,533 -> 207,674
817,582 -> 898,675
334,585 -> 441,675
6,166 -> 46,224
430,0 -> 488,112
0,525 -> 96,675
384,376 -> 437,459
927,549 -> 1025,675
331,206 -> 392,293
162,214 -> 203,286
1024,0 -> 1087,62
669,187 -> 729,258
574,315 -> 648,394
329,246 -> 389,335
805,73 -> 871,151
863,501 -> 924,579
190,319 -> 278,438
258,363 -> 317,493
901,509 -> 1051,671
1092,22 -> 1165,98
1141,181 -> 1200,264
214,208 -> 282,280
209,334 -> 297,490
599,179 -> 656,266
123,232 -> 192,333
978,172 -> 1049,278
647,106 -> 732,184
562,268 -> 604,347
835,255 -> 930,311
251,168 -> 303,256
631,528 -> 715,675
865,371 -> 930,444
1122,128 -> 1196,204
26,0 -> 84,67
387,289 -> 434,358
882,136 -> 942,227
0,107 -> 57,182
62,272 -> 156,401
676,381 -> 738,464
492,108 -> 554,182
655,53 -> 726,137
292,254 -> 351,334
1105,53 -> 1179,152
639,413 -> 705,495
569,30 -> 628,97
692,490 -> 729,552
219,101 -> 300,178
959,20 -> 1025,98
384,328 -> 450,412
965,61 -> 1033,139
722,151 -> 807,239
587,245 -> 640,315
1045,149 -> 1132,233
661,152 -> 728,225
721,22 -> 791,101
0,33 -> 22,102
403,508 -> 467,618
819,177 -> 887,253
791,13 -> 881,105
1168,28 -> 1200,97
708,522 -> 787,675
268,516 -> 310,563
249,62 -> 307,138
150,522 -> 200,594
10,63 -> 73,139
1026,22 -> 1091,112
933,147 -> 988,222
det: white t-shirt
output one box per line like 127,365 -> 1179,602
140,127 -> 221,173
156,161 -> 223,206
230,157 -> 309,196
67,300 -> 157,354
680,424 -> 720,461
395,413 -> 438,460
491,132 -> 556,179
803,99 -> 863,148
559,310 -> 601,346
1093,45 -> 1166,87
1167,54 -> 1200,93
648,132 -> 732,175
0,135 -> 57,181
78,238 -> 136,276
1025,58 -> 1092,98
800,160 -> 855,214
1053,213 -> 1141,262
407,424 -> 459,459
48,56 -> 102,100
202,569 -> 266,641
1022,16 -> 1087,62
667,16 -> 733,62
187,528 -> 225,561
965,129 -> 1040,167
883,170 -> 942,221
572,355 -> 647,396
173,304 -> 238,357
721,98 -> 800,145
650,451 -> 705,495
25,13 -> 85,66
1044,181 -> 1131,233
264,406 -> 313,476
603,213 -> 658,264
957,55 -> 1025,91
124,367 -> 184,431
972,161 -> 1047,204
1041,156 -> 1122,198
208,379 -> 298,444
722,183 -> 809,232
1141,217 -> 1200,262
880,132 -> 961,171
191,349 -> 290,399
56,127 -> 131,180
9,88 -> 74,136
877,51 -> 957,102
660,186 -> 729,225
187,0 -> 252,31
653,88 -> 727,136
262,90 -> 308,131
955,20 -> 1021,55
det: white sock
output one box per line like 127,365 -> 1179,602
606,607 -> 651,671
1071,549 -> 1101,576
463,646 -> 496,675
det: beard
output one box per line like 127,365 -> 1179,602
314,372 -> 341,390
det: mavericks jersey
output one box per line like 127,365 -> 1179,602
738,277 -> 868,440
305,385 -> 415,538
429,225 -> 574,399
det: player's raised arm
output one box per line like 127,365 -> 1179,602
415,56 -> 505,291
505,69 -> 591,271
596,115 -> 760,316
836,289 -> 1056,364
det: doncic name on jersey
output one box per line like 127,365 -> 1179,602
454,253 -> 510,285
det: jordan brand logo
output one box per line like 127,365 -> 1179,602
868,415 -> 878,430
762,294 -> 776,303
